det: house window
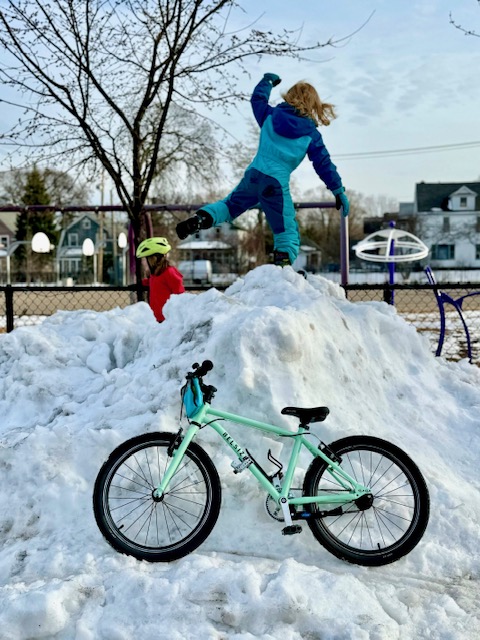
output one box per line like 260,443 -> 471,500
62,258 -> 81,275
477,217 -> 480,233
431,244 -> 455,260
476,245 -> 480,260
442,216 -> 450,232
68,233 -> 79,246
82,219 -> 91,229
459,196 -> 467,208
0,235 -> 9,249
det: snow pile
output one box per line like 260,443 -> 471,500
0,265 -> 479,639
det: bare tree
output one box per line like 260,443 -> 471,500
0,0 -> 352,290
148,103 -> 223,201
0,167 -> 90,206
362,193 -> 399,218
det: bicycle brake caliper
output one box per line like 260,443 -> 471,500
167,429 -> 183,457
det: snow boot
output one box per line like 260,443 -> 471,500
176,210 -> 213,240
273,250 -> 291,267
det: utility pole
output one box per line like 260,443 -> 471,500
97,172 -> 105,283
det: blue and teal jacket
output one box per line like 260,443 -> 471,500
248,78 -> 343,191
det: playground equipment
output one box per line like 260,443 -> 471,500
354,225 -> 478,363
425,267 -> 480,363
354,222 -> 429,304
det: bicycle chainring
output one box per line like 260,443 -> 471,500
265,495 -> 284,521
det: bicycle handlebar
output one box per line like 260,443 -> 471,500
187,360 -> 214,379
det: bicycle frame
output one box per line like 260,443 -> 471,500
155,387 -> 371,524
94,363 -> 429,566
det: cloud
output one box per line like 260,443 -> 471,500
394,52 -> 480,114
317,45 -> 480,129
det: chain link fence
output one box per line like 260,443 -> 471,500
0,282 -> 479,364
0,286 -> 137,333
345,283 -> 480,364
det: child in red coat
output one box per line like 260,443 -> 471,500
136,237 -> 185,322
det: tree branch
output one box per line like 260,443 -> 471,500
450,2 -> 480,38
0,0 -> 365,233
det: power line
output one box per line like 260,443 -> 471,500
335,141 -> 480,159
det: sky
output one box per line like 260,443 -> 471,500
211,0 -> 480,204
0,265 -> 479,638
1,0 -> 479,208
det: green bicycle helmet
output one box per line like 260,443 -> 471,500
136,237 -> 171,257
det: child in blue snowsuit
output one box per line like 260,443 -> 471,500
176,73 -> 349,266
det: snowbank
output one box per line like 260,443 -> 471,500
0,266 -> 479,639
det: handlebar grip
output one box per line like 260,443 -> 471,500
191,360 -> 214,378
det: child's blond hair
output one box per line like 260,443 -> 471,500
282,81 -> 337,126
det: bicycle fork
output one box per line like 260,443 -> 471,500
152,423 -> 201,500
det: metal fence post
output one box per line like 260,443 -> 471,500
5,285 -> 14,332
340,213 -> 349,287
383,283 -> 394,305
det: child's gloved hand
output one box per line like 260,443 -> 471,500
332,186 -> 350,216
263,73 -> 281,86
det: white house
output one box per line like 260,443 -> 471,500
177,222 -> 244,275
413,181 -> 480,269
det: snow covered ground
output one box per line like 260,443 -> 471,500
0,265 -> 479,639
321,269 -> 480,285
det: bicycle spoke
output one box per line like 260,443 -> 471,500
368,461 -> 395,492
373,505 -> 412,527
136,503 -> 160,545
372,506 -> 388,547
167,494 -> 207,508
377,496 -> 414,509
167,477 -> 203,495
372,469 -> 404,495
116,470 -> 152,491
119,463 -> 152,489
162,499 -> 203,519
121,501 -> 157,536
109,495 -> 151,512
143,448 -> 156,489
110,483 -> 150,497
346,512 -> 363,545
143,502 -> 156,544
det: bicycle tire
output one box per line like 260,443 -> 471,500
303,435 -> 429,566
93,432 -> 221,562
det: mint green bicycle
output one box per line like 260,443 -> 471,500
93,360 -> 430,566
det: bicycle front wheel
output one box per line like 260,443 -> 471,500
303,436 -> 429,566
93,432 -> 221,562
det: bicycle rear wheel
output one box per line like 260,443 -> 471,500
93,432 -> 221,562
303,436 -> 429,566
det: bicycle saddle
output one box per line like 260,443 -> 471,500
281,406 -> 330,425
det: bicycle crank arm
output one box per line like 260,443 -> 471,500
292,506 -> 344,520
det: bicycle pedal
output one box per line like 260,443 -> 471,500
282,525 -> 302,536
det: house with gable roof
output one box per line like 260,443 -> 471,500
413,181 -> 480,269
57,212 -> 112,282
177,220 -> 246,278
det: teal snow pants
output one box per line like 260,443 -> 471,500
200,167 -> 300,264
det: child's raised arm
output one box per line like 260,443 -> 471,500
250,73 -> 281,127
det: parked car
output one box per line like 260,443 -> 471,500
178,260 -> 213,285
